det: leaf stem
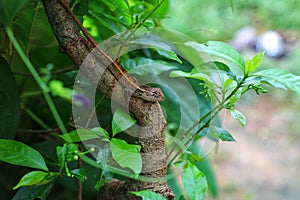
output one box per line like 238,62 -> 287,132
5,27 -> 67,134
167,75 -> 248,164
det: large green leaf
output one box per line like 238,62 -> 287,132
121,57 -> 176,76
13,171 -> 49,189
0,0 -> 29,26
182,161 -> 208,200
13,1 -> 56,54
131,190 -> 166,200
253,69 -> 300,94
185,41 -> 245,73
110,138 -> 142,174
0,139 -> 48,171
59,127 -> 109,143
0,56 -> 20,138
112,109 -> 136,137
12,176 -> 57,200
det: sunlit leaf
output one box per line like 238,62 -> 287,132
12,176 -> 57,200
0,139 -> 48,171
59,127 -> 109,143
112,109 -> 136,136
131,190 -> 166,200
245,52 -> 264,74
185,41 -> 245,72
110,138 -> 142,174
253,69 -> 300,94
182,161 -> 208,200
13,171 -> 49,189
230,109 -> 247,127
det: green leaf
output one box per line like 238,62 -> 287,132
131,190 -> 166,200
253,69 -> 300,94
209,126 -> 236,142
153,48 -> 182,63
56,144 -> 67,168
71,168 -> 88,183
245,52 -> 264,74
13,171 -> 49,189
13,1 -> 56,53
121,57 -> 176,76
12,176 -> 57,200
73,0 -> 89,16
0,0 -> 29,26
230,109 -> 247,127
185,41 -> 245,72
0,56 -> 20,138
185,151 -> 204,162
0,139 -> 48,171
112,109 -> 136,137
59,127 -> 109,143
182,161 -> 208,200
110,138 -> 142,174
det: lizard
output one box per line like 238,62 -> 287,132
58,0 -> 165,102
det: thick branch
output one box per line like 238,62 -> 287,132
42,0 -> 173,199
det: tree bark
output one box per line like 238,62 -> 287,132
42,0 -> 174,199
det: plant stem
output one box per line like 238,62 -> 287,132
21,102 -> 50,129
5,26 -> 67,134
167,76 -> 248,164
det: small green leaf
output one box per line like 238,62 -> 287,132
110,138 -> 142,174
253,69 -> 300,94
182,161 -> 208,200
12,176 -> 57,200
246,52 -> 264,74
56,144 -> 67,168
185,151 -> 204,162
229,88 -> 243,108
0,139 -> 48,171
131,190 -> 166,200
230,109 -> 247,127
59,127 -> 109,143
153,48 -> 182,63
13,171 -> 49,189
71,168 -> 88,183
112,109 -> 136,136
209,126 -> 236,142
185,41 -> 245,72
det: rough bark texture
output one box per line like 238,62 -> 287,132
42,0 -> 174,199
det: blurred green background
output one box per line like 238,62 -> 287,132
163,0 -> 300,200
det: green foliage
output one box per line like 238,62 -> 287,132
110,138 -> 142,174
1,0 -> 300,199
0,139 -> 48,171
0,56 -> 20,138
181,161 -> 208,200
13,171 -> 49,189
112,109 -> 136,136
132,190 -> 167,200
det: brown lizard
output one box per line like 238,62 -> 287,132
58,0 -> 165,102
